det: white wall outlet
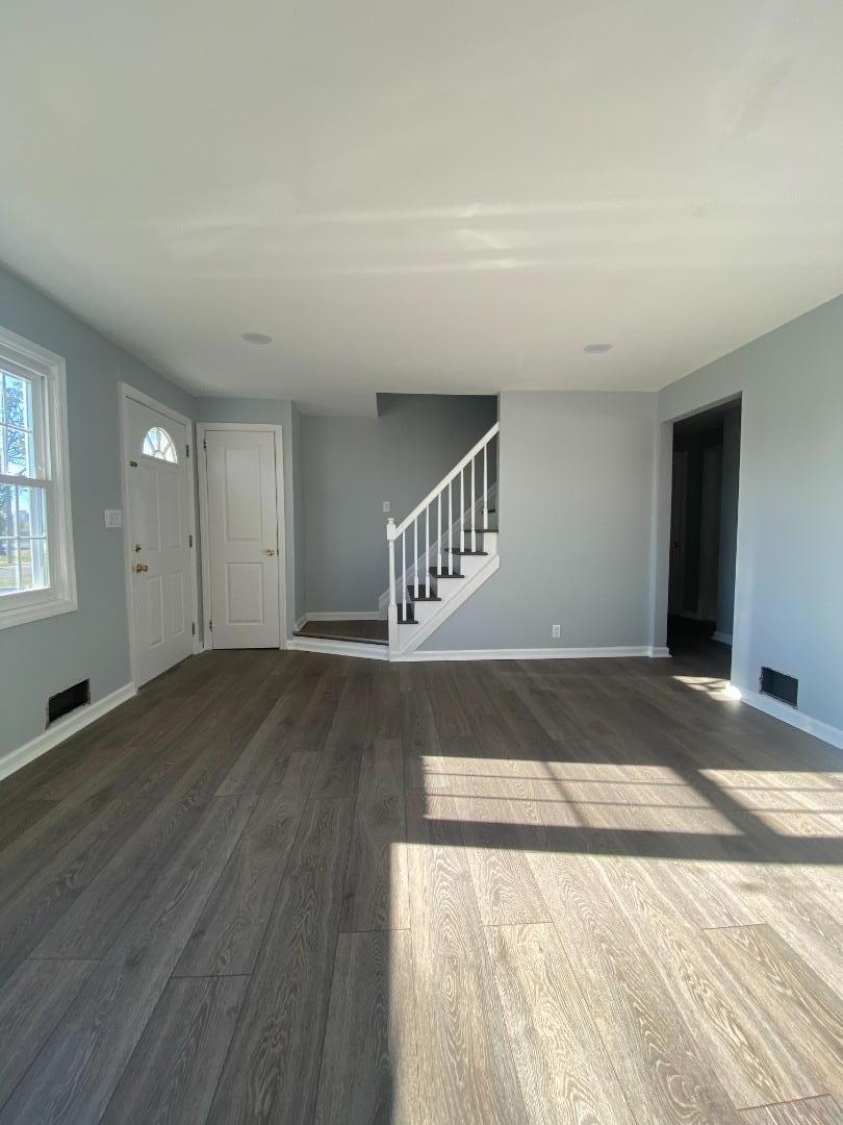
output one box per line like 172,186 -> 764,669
104,509 -> 123,529
383,501 -> 390,513
551,624 -> 561,639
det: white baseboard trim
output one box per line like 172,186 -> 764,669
294,615 -> 308,632
0,682 -> 137,783
303,610 -> 383,622
393,645 -> 662,663
713,631 -> 733,646
738,688 -> 843,752
649,646 -> 672,658
287,636 -> 389,661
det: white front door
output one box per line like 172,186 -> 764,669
204,428 -> 281,649
127,397 -> 194,685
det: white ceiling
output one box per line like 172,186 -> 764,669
2,1 -> 842,414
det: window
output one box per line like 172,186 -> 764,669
0,326 -> 76,630
142,425 -> 177,463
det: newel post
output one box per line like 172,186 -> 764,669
386,518 -> 398,649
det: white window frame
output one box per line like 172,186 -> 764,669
0,325 -> 77,630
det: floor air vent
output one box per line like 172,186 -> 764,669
47,679 -> 91,726
760,667 -> 798,708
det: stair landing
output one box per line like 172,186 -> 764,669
295,619 -> 388,646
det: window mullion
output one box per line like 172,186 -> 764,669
0,473 -> 49,489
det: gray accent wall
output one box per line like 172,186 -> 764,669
422,391 -> 658,651
0,263 -> 197,758
301,394 -> 498,613
658,294 -> 843,732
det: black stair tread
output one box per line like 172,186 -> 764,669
448,547 -> 489,556
462,528 -> 498,534
397,609 -> 417,624
429,568 -> 464,578
406,588 -> 441,602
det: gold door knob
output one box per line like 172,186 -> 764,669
133,563 -> 149,573
264,548 -> 276,556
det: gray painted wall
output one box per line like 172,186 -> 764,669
302,395 -> 497,613
716,404 -> 741,639
423,391 -> 658,650
0,263 -> 197,758
658,295 -> 843,732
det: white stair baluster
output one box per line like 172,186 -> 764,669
460,469 -> 465,552
402,530 -> 407,623
449,480 -> 454,574
483,442 -> 489,530
414,517 -> 420,598
471,455 -> 477,552
425,506 -> 431,597
437,492 -> 442,576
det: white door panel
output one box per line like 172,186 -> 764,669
205,429 -> 281,649
127,397 -> 194,685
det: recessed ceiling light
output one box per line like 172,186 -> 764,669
584,342 -> 613,354
241,332 -> 272,345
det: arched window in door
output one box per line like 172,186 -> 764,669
142,425 -> 178,463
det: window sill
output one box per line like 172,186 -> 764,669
0,592 -> 78,631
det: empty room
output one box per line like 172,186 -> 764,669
1,2 -> 842,1124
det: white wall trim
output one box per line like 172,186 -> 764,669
393,645 -> 663,662
649,646 -> 672,658
738,688 -> 843,752
0,682 -> 137,782
304,610 -> 383,622
197,422 -> 288,651
287,636 -> 389,660
294,614 -> 308,632
120,384 -> 200,686
713,631 -> 733,645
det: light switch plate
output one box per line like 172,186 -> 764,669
104,509 -> 123,529
383,501 -> 390,513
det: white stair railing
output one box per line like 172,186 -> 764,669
386,422 -> 499,647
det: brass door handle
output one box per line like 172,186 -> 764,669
134,563 -> 149,573
264,548 -> 276,556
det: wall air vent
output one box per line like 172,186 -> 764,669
47,679 -> 91,726
760,667 -> 798,708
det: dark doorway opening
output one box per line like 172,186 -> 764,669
667,398 -> 741,678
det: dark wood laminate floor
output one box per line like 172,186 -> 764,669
1,650 -> 842,1124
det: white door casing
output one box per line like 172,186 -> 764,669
202,427 -> 282,649
125,395 -> 195,685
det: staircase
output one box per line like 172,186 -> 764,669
386,422 -> 499,658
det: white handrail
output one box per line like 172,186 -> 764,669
388,422 -> 500,539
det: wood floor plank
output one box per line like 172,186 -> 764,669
0,799 -> 56,853
593,854 -> 823,1108
457,797 -> 550,926
485,922 -> 636,1124
0,795 -> 256,1125
205,796 -> 355,1125
740,1097 -> 843,1124
529,836 -> 743,1124
311,665 -> 374,799
0,958 -> 96,1108
31,668 -> 289,963
100,975 -> 249,1125
705,924 -> 843,1105
313,930 -> 418,1125
406,790 -> 527,1125
340,739 -> 409,932
174,751 -> 317,976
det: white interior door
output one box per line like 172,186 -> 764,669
204,428 -> 281,649
127,397 -> 194,685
